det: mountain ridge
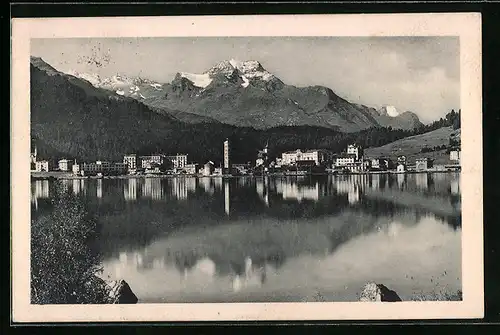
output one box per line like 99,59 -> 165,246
59,57 -> 423,132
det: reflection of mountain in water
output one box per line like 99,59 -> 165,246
33,174 -> 461,302
99,211 -> 460,302
103,208 -> 452,283
31,173 -> 461,260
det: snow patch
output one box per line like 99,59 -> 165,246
242,70 -> 273,81
237,60 -> 261,73
150,83 -> 162,90
66,70 -> 102,87
292,100 -> 298,106
116,90 -> 125,96
139,93 -> 146,99
180,72 -> 213,88
385,105 -> 400,117
223,59 -> 274,81
229,58 -> 242,69
241,75 -> 250,88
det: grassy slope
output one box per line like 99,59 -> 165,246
364,126 -> 460,165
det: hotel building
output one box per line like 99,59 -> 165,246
415,158 -> 434,172
347,144 -> 363,161
184,163 -> 198,175
123,154 -> 138,171
79,161 -> 128,176
281,149 -> 328,166
35,160 -> 50,172
166,154 -> 188,169
58,159 -> 72,172
140,154 -> 165,169
203,161 -> 215,176
449,149 -> 461,162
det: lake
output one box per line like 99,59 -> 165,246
31,173 -> 461,302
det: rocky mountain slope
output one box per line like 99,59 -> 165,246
66,59 -> 422,132
63,69 -> 220,125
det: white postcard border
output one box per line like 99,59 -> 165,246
11,13 -> 483,322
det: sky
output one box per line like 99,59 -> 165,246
31,36 -> 460,123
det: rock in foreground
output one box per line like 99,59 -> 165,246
359,282 -> 402,302
106,280 -> 138,304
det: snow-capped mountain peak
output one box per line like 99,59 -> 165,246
378,105 -> 400,117
64,69 -> 164,99
207,60 -> 236,76
66,70 -> 103,87
66,70 -> 155,89
229,58 -> 243,69
204,59 -> 275,82
228,59 -> 262,72
180,72 -> 213,88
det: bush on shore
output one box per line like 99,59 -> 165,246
31,182 -> 108,304
411,289 -> 463,301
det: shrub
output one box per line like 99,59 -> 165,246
31,181 -> 108,304
411,289 -> 462,301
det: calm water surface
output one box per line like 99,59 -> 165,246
32,173 -> 461,302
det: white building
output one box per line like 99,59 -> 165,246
72,163 -> 80,175
140,154 -> 165,169
203,161 -> 215,176
256,143 -> 269,167
58,159 -> 72,172
347,144 -> 363,161
96,161 -> 110,169
416,158 -> 433,172
166,154 -> 188,169
396,163 -> 406,173
281,149 -> 327,166
184,163 -> 198,175
450,149 -> 461,162
370,158 -> 391,171
123,154 -> 138,171
35,160 -> 50,172
334,154 -> 356,168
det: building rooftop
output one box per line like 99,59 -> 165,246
283,149 -> 329,154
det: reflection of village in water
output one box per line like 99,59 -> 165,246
31,173 -> 461,300
31,173 -> 461,212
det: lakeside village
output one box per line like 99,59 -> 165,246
31,139 -> 461,179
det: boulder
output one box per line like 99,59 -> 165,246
107,280 -> 138,304
359,282 -> 402,302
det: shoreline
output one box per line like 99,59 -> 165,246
31,169 -> 461,180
